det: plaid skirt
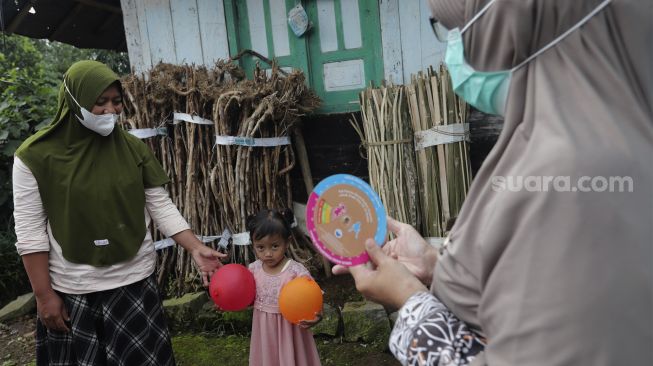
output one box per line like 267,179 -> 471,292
36,275 -> 175,366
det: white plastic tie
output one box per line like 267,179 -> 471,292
214,135 -> 291,147
154,234 -> 221,251
128,127 -> 168,139
232,232 -> 251,246
217,229 -> 232,249
173,112 -> 214,126
414,123 -> 469,150
425,237 -> 446,249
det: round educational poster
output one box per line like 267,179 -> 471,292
306,174 -> 387,266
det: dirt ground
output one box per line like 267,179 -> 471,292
0,318 -> 399,366
0,315 -> 36,366
0,275 -> 395,366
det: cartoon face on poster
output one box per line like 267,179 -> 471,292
306,175 -> 387,266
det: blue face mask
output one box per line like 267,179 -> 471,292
435,0 -> 612,116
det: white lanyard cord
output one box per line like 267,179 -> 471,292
461,0 -> 498,34
63,80 -> 83,110
460,0 -> 613,72
513,0 -> 612,72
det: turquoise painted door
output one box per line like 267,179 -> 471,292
304,0 -> 384,113
224,0 -> 384,114
224,0 -> 310,77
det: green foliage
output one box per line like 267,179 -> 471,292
0,34 -> 57,214
34,40 -> 131,78
0,217 -> 29,308
0,33 -> 129,218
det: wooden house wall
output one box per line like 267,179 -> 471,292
120,0 -> 447,86
118,0 -> 493,203
381,0 -> 447,84
120,0 -> 231,74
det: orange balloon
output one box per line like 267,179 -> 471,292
278,277 -> 323,325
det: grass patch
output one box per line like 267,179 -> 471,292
172,334 -> 399,366
173,335 -> 249,366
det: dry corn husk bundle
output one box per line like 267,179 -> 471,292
121,62 -> 320,296
210,66 -> 320,264
351,85 -> 421,229
356,65 -> 471,239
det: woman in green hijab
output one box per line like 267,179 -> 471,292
13,60 -> 226,365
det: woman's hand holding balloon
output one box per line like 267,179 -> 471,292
191,245 -> 227,286
172,229 -> 227,286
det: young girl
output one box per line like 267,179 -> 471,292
247,209 -> 322,366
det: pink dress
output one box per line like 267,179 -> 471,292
248,259 -> 321,366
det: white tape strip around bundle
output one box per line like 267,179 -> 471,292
214,135 -> 291,147
414,123 -> 470,150
154,234 -> 222,251
198,235 -> 222,243
173,112 -> 214,126
220,218 -> 298,247
128,127 -> 168,139
219,230 -> 262,246
425,237 -> 446,249
217,229 -> 232,249
154,238 -> 176,251
232,232 -> 251,246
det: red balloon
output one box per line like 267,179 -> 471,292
209,264 -> 256,312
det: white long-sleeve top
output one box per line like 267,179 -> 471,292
12,156 -> 190,294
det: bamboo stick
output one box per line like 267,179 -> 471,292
293,125 -> 332,278
358,66 -> 471,239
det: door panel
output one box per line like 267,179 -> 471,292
224,0 -> 383,114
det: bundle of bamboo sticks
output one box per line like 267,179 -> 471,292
357,65 -> 471,238
121,62 -> 320,296
407,66 -> 471,237
352,85 -> 421,229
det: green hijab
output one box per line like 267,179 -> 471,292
15,60 -> 170,266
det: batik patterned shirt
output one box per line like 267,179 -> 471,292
389,292 -> 486,366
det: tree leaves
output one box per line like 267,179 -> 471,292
0,33 -> 127,217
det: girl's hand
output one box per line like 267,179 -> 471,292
191,246 -> 227,287
298,312 -> 323,329
333,240 -> 428,310
36,290 -> 70,332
